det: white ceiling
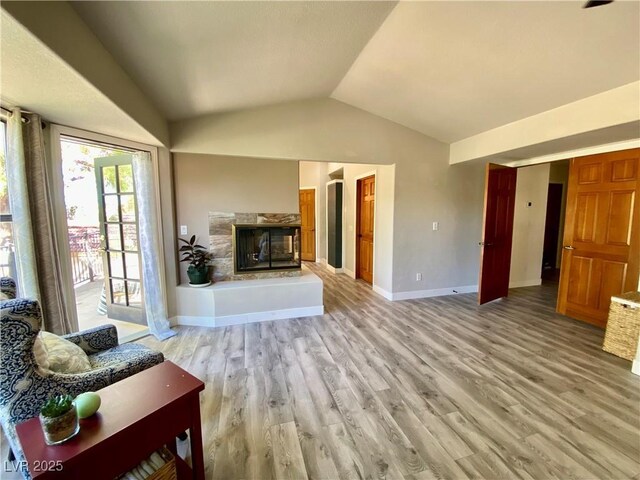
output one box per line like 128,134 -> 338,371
0,11 -> 159,146
332,1 -> 640,142
72,1 -> 396,121
3,1 -> 638,147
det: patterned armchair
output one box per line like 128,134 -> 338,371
0,279 -> 164,479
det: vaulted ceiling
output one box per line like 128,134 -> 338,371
72,0 -> 639,143
2,1 -> 639,150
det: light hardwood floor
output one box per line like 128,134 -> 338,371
137,263 -> 639,480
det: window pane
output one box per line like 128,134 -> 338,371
127,281 -> 142,307
120,194 -> 136,222
102,166 -> 117,194
123,224 -> 138,251
111,279 -> 126,305
108,252 -> 124,278
107,224 -> 122,251
104,196 -> 119,222
124,253 -> 140,279
118,164 -> 133,193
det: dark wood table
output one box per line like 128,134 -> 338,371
16,361 -> 205,479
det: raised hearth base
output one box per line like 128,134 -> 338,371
172,267 -> 323,328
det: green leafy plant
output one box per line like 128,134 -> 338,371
41,395 -> 74,418
179,235 -> 210,270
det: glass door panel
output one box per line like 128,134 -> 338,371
95,155 -> 145,325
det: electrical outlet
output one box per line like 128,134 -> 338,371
432,222 -> 439,231
180,225 -> 188,235
416,273 -> 422,281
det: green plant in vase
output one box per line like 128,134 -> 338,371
179,235 -> 211,285
39,394 -> 79,445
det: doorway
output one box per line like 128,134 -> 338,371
60,136 -> 148,340
541,183 -> 564,282
299,188 -> 316,262
356,175 -> 375,285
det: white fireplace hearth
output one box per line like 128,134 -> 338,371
172,266 -> 323,328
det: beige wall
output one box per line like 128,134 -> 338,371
509,163 -> 550,287
3,1 -> 169,147
392,154 -> 485,294
173,153 -> 299,283
172,98 -> 487,296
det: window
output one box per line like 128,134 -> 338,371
0,121 -> 15,278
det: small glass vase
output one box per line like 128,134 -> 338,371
39,406 -> 80,445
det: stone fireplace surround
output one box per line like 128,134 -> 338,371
209,212 -> 302,282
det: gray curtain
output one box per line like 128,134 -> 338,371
132,152 -> 175,340
7,108 -> 77,334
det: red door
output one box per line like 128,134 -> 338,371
478,164 -> 518,304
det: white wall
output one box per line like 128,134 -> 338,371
450,82 -> 640,164
3,1 -> 169,146
509,163 -> 551,288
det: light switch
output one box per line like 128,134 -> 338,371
432,222 -> 439,231
180,225 -> 188,235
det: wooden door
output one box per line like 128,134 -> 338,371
478,164 -> 517,305
557,149 -> 639,327
299,189 -> 316,262
356,175 -> 375,284
95,155 -> 145,325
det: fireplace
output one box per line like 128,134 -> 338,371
233,224 -> 301,274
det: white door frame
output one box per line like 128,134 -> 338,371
49,125 -> 166,330
299,186 -> 319,262
353,170 -> 378,286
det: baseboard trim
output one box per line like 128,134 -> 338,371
509,279 -> 542,288
632,358 -> 640,376
316,258 -> 327,265
170,305 -> 324,329
326,264 -> 344,274
388,285 -> 478,301
344,268 -> 356,279
372,285 -> 393,300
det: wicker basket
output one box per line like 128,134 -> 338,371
117,446 -> 176,480
602,291 -> 640,361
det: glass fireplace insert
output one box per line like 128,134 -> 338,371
233,224 -> 301,274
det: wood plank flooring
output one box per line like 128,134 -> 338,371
137,263 -> 640,479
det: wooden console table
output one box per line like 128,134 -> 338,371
16,361 -> 205,479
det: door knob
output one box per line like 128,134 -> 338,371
563,245 -> 576,250
478,242 -> 494,246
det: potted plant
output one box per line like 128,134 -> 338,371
179,235 -> 211,286
39,394 -> 79,445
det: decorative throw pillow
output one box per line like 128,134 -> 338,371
34,332 -> 92,373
